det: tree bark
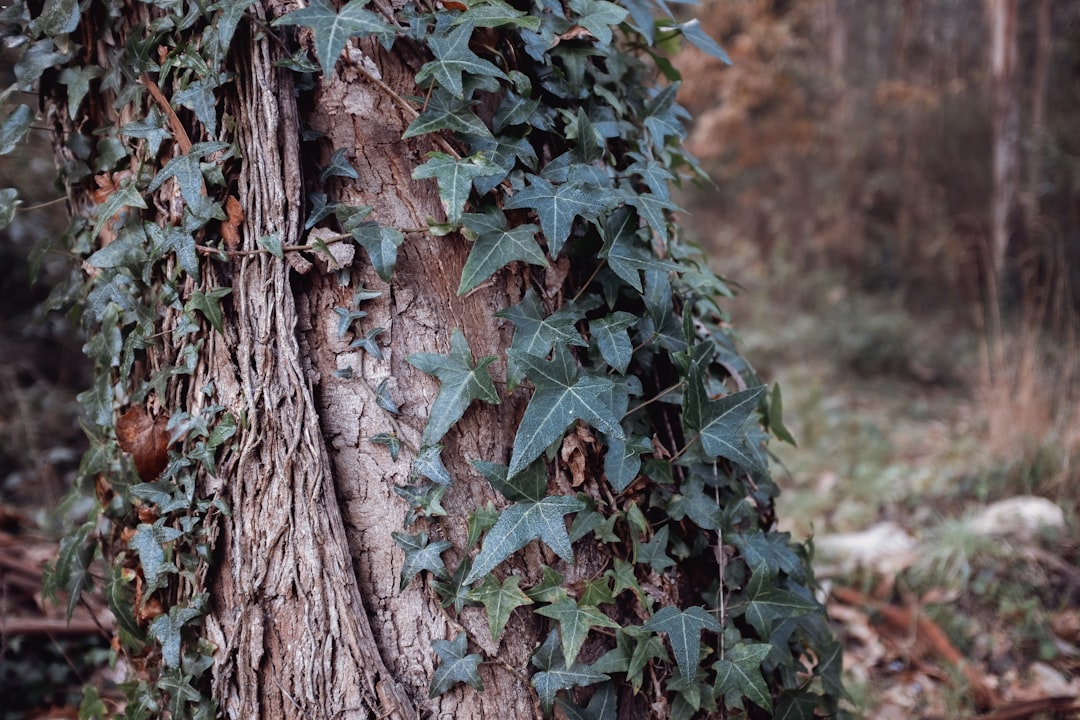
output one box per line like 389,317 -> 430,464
198,6 -> 542,719
986,0 -> 1020,276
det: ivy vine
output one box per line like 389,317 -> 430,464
0,0 -> 845,717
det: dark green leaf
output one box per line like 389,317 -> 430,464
129,523 -> 183,592
464,494 -> 585,584
350,224 -> 404,282
91,182 -> 148,239
558,680 -> 618,720
599,207 -> 679,292
121,107 -> 170,157
58,66 -> 102,119
272,0 -> 395,77
503,174 -> 612,257
403,88 -> 491,139
589,312 -> 637,374
333,306 -> 367,337
774,691 -> 821,720
497,290 -> 587,380
393,530 -> 452,591
429,633 -> 484,697
767,382 -> 797,446
535,598 -> 619,666
713,642 -> 772,712
374,377 -> 399,414
370,431 -> 400,460
258,232 -> 283,259
459,220 -> 546,295
15,39 -> 71,87
349,325 -> 385,358
0,188 -> 19,230
393,481 -> 448,522
105,562 -> 142,649
415,22 -> 508,99
641,605 -> 722,682
684,382 -> 765,470
678,19 -> 732,64
525,565 -> 567,604
731,532 -> 802,577
507,346 -> 623,477
173,76 -> 222,136
567,0 -> 627,44
319,147 -> 358,181
531,630 -> 609,714
186,286 -> 232,335
158,668 -> 200,717
740,564 -> 819,636
147,141 -> 229,207
412,151 -> 502,224
454,0 -> 541,30
635,525 -> 675,573
467,574 -> 533,641
29,0 -> 80,36
148,602 -> 204,668
411,444 -> 451,485
407,329 -> 499,446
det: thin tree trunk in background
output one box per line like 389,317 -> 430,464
1023,0 -> 1052,221
986,0 -> 1019,276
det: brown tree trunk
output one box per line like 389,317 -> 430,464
986,0 -> 1019,276
200,8 -> 542,720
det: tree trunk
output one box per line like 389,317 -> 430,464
986,0 -> 1019,276
200,8 -> 539,720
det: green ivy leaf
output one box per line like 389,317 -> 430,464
407,329 -> 499,446
731,532 -> 802,578
774,690 -> 821,720
739,564 -> 818,637
625,190 -> 677,238
173,76 -> 223,136
349,224 -> 404,282
677,19 -> 732,64
333,307 -> 367,338
431,555 -> 474,613
557,680 -> 618,720
147,141 -> 229,207
766,382 -> 797,446
91,182 -> 148,239
29,0 -> 80,37
148,601 -> 205,668
531,630 -> 610,714
0,188 -> 19,230
712,642 -> 772,712
186,286 -> 232,335
15,39 -> 71,87
415,22 -> 508,99
370,431 -> 400,460
318,147 -> 359,181
392,530 -> 452,591
467,574 -> 533,641
635,525 -> 675,573
429,633 -> 484,697
525,565 -> 568,604
374,377 -> 398,414
411,444 -> 451,486
129,523 -> 184,593
503,174 -> 612,257
465,502 -> 499,550
44,520 -> 94,620
506,346 -> 624,478
105,562 -> 142,649
458,215 -> 546,295
497,290 -> 587,383
641,605 -> 722,682
58,66 -> 103,119
412,151 -> 502,224
0,104 -> 34,155
394,481 -> 448,524
567,0 -> 627,44
158,668 -> 201,717
403,88 -> 491,139
684,381 -> 765,470
272,0 -> 394,77
463,494 -> 585,584
453,0 -> 541,30
535,598 -> 619,667
599,206 -> 679,292
258,232 -> 284,259
589,312 -> 637,374
121,107 -> 170,157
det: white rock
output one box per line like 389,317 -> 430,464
968,496 -> 1065,541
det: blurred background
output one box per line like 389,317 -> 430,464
1,1 -> 1078,717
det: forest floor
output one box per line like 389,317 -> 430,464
718,241 -> 1080,719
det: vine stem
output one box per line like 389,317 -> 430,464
623,380 -> 683,418
18,196 -> 67,211
570,258 -> 606,304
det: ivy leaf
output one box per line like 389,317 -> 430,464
625,191 -> 677,238
531,631 -> 610,714
148,602 -> 204,668
91,182 -> 148,239
459,219 -> 546,295
105,563 -> 142,649
147,223 -> 199,277
185,286 -> 232,335
526,565 -> 568,604
258,232 -> 284,259
497,289 -> 587,364
766,382 -> 797,446
712,642 -> 772,712
589,312 -> 637,374
463,494 -> 585,584
394,481 -> 448,524
157,668 -> 201,717
535,598 -> 619,667
272,0 -> 394,77
29,0 -> 80,37
684,381 -> 765,471
333,306 -> 367,337
774,691 -> 821,720
0,188 -> 16,230
349,224 -> 404,282
506,346 -> 624,478
44,520 -> 94,620
740,564 -> 819,637
14,39 -> 71,87
467,574 -> 533,641
415,22 -> 508,99
567,0 -> 627,45
147,141 -> 229,207
678,19 -> 732,65
173,76 -> 222,136
411,444 -> 451,486
635,525 -> 675,573
318,147 -> 359,181
392,530 -> 451,591
626,155 -> 675,201
374,377 -> 398,414
429,633 -> 484,697
431,555 -> 474,613
406,329 -> 499,446
641,605 -> 722,682
370,431 -> 400,460
558,680 -> 618,720
0,105 -> 33,155
731,532 -> 802,578
454,0 -> 541,30
503,174 -> 612,257
412,151 -> 502,224
129,523 -> 184,593
58,66 -> 103,119
403,88 -> 491,139
121,107 -> 170,157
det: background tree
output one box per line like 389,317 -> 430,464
1,0 -> 841,718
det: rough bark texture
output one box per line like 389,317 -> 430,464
205,8 -> 556,719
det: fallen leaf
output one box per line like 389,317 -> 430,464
221,194 -> 244,248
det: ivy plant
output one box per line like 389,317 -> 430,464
0,0 -> 845,716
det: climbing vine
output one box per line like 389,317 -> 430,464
1,0 -> 844,717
